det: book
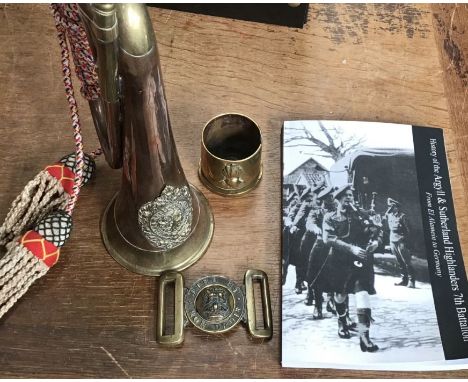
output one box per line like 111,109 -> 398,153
281,120 -> 468,370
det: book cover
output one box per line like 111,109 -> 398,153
281,120 -> 468,370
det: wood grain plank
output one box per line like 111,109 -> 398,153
0,3 -> 467,378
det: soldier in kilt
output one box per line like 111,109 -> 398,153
320,185 -> 383,352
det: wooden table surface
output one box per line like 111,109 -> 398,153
1,3 -> 468,378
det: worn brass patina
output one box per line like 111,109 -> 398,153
156,270 -> 273,345
199,113 -> 263,196
79,4 -> 214,275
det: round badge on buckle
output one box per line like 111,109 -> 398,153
184,275 -> 245,334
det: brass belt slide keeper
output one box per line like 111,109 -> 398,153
245,269 -> 273,340
156,272 -> 184,346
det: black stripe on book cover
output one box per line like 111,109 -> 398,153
413,126 -> 468,360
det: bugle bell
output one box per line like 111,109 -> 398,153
78,4 -> 214,275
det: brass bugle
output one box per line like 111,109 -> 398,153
79,4 -> 122,168
78,4 -> 214,275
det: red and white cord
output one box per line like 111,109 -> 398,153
50,4 -> 101,215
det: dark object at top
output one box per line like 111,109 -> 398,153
151,4 -> 309,28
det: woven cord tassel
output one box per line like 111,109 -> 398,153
0,4 -> 100,320
0,212 -> 72,319
0,153 -> 95,247
0,153 -> 94,319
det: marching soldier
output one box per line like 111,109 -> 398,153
304,185 -> 335,319
305,186 -> 356,327
286,188 -> 315,294
384,198 -> 416,288
282,191 -> 301,285
299,187 -> 323,302
321,185 -> 382,352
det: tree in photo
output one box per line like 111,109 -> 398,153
284,121 -> 365,161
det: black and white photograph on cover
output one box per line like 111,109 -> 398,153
281,120 -> 444,369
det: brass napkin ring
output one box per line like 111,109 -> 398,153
199,113 -> 262,196
157,269 -> 272,345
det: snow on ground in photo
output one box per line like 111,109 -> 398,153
282,265 -> 444,368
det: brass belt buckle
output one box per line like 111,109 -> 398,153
156,269 -> 273,345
